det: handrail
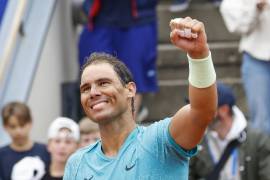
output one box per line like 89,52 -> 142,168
0,0 -> 56,146
0,0 -> 27,85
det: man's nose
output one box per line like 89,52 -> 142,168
90,85 -> 101,97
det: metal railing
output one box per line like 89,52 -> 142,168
0,0 -> 56,146
0,0 -> 27,88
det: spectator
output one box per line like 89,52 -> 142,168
189,82 -> 270,180
0,102 -> 50,180
220,0 -> 270,135
78,0 -> 159,122
42,117 -> 79,180
63,17 -> 217,180
78,117 -> 100,148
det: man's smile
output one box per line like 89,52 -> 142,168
90,99 -> 109,110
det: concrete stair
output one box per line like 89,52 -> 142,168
143,1 -> 248,122
157,3 -> 239,43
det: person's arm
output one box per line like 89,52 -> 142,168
220,0 -> 265,35
169,17 -> 217,150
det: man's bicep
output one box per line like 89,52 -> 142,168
170,105 -> 207,150
140,119 -> 191,161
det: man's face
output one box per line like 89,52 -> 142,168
79,131 -> 100,148
47,129 -> 78,163
209,105 -> 229,131
4,116 -> 32,145
80,63 -> 134,123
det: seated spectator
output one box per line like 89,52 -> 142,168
0,102 -> 50,180
42,117 -> 79,180
189,83 -> 270,180
78,117 -> 100,148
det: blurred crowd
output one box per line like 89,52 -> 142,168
1,0 -> 270,180
0,102 -> 100,180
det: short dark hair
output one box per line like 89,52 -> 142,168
217,82 -> 236,115
2,102 -> 32,126
81,52 -> 135,113
217,82 -> 236,109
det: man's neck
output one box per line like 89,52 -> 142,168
99,116 -> 136,157
10,139 -> 33,152
50,161 -> 66,177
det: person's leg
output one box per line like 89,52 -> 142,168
114,22 -> 158,122
169,0 -> 190,12
78,26 -> 114,68
241,52 -> 270,135
210,0 -> 221,7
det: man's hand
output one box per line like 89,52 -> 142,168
170,17 -> 209,59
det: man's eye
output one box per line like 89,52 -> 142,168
100,81 -> 109,86
81,87 -> 90,93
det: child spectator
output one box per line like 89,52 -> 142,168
78,117 -> 100,148
42,117 -> 79,180
0,102 -> 50,180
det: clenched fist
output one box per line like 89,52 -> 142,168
170,17 -> 209,59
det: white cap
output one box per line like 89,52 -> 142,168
48,117 -> 80,141
11,156 -> 45,180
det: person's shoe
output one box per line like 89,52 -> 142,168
169,0 -> 190,12
136,105 -> 149,123
212,0 -> 221,7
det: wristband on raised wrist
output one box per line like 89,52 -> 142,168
188,51 -> 216,88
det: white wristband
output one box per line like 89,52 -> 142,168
188,51 -> 216,88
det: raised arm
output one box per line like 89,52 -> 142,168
169,17 -> 217,150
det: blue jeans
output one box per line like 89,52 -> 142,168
241,52 -> 270,135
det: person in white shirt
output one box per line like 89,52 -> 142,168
220,0 -> 270,135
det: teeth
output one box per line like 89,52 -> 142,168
92,102 -> 106,110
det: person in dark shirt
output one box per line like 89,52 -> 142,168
0,102 -> 50,180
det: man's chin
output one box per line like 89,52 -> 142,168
90,113 -> 112,123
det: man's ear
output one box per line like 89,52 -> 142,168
125,82 -> 136,98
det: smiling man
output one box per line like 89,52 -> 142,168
63,17 -> 217,180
